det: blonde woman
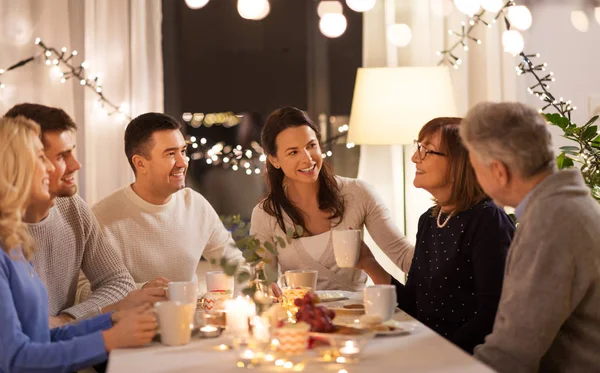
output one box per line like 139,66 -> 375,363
0,116 -> 156,373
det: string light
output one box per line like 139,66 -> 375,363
437,1 -> 515,67
0,39 -> 129,120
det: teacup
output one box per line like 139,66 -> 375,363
363,285 -> 396,321
155,301 -> 195,346
168,281 -> 198,304
332,230 -> 361,268
198,291 -> 232,313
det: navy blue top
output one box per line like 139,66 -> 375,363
394,199 -> 514,353
0,245 -> 112,373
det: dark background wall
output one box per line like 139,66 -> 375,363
163,0 -> 362,127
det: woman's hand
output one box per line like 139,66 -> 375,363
103,307 -> 157,351
356,240 -> 392,285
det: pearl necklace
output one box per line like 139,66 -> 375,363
436,208 -> 455,228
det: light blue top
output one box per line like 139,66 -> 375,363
0,245 -> 111,373
514,188 -> 535,220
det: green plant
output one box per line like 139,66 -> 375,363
545,113 -> 600,201
215,215 -> 304,311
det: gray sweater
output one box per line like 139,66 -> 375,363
475,170 -> 600,373
28,195 -> 135,319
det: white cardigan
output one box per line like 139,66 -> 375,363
250,176 -> 414,291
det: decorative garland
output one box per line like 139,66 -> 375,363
0,38 -> 130,120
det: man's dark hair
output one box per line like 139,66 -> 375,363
4,103 -> 77,145
124,112 -> 182,173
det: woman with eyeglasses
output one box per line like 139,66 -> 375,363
393,117 -> 515,354
250,106 -> 414,292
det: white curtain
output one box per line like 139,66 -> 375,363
0,0 -> 163,204
359,0 -> 518,281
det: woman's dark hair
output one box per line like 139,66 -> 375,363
261,106 -> 344,235
418,117 -> 487,214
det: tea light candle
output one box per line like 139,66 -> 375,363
199,325 -> 220,338
339,341 -> 360,362
238,349 -> 256,366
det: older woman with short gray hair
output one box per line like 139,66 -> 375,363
459,101 -> 600,373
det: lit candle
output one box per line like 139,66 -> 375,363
339,340 -> 360,362
238,349 -> 255,366
225,296 -> 252,335
199,325 -> 220,338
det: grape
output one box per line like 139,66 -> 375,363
292,292 -> 336,333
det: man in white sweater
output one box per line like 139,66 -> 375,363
92,112 -> 244,289
4,104 -> 164,327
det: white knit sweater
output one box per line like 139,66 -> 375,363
92,186 -> 244,288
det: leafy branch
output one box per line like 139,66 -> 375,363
214,215 -> 304,311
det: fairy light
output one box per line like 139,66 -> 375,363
437,1 -> 515,67
0,38 -> 132,120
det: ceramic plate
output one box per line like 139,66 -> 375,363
323,299 -> 366,315
335,319 -> 417,337
315,290 -> 361,301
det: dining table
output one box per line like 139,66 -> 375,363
107,292 -> 497,373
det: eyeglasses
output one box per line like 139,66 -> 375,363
413,140 -> 447,160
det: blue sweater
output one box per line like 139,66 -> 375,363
394,199 -> 514,353
0,246 -> 111,373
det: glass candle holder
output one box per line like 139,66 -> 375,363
337,340 -> 361,363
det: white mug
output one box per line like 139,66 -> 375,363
282,269 -> 318,290
168,281 -> 198,304
155,301 -> 195,346
332,229 -> 361,268
363,285 -> 397,321
206,271 -> 235,293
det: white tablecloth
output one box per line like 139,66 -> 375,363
107,312 -> 496,373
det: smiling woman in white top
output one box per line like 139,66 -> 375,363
250,106 -> 414,291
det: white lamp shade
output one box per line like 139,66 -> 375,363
347,67 -> 457,145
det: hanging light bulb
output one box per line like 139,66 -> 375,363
506,5 -> 532,31
185,0 -> 210,9
238,0 -> 270,20
319,13 -> 347,38
571,10 -> 589,32
345,0 -> 376,13
453,0 -> 480,16
430,0 -> 454,17
480,0 -> 504,12
387,24 -> 412,47
317,1 -> 343,17
502,30 -> 524,55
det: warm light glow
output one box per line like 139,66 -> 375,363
453,0 -> 480,16
185,0 -> 210,9
571,10 -> 589,32
387,23 -> 412,47
345,0 -> 376,13
430,0 -> 454,17
81,61 -> 90,69
480,0 -> 504,12
201,138 -> 207,144
237,0 -> 270,20
319,13 -> 347,38
347,67 -> 457,145
502,30 -> 524,55
283,361 -> 294,369
595,7 -> 600,26
182,112 -> 193,121
317,1 -> 343,17
506,5 -> 532,31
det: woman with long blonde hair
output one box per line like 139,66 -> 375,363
0,116 -> 157,373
